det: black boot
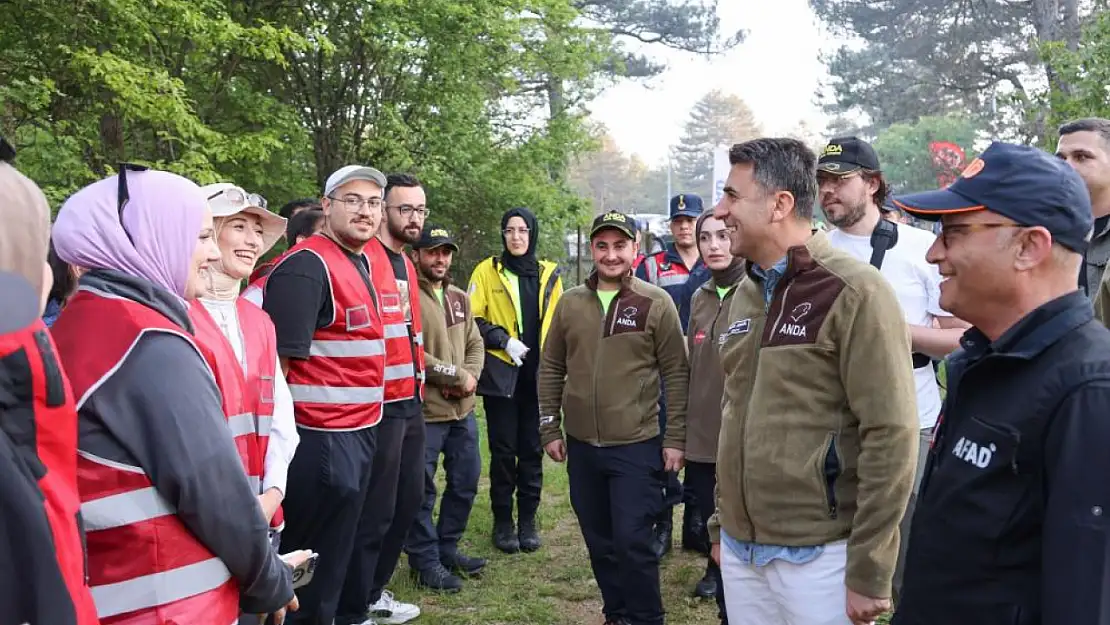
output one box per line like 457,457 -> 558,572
518,517 -> 541,553
693,567 -> 718,598
442,551 -> 487,576
650,508 -> 673,559
493,519 -> 520,554
412,562 -> 464,593
682,505 -> 710,555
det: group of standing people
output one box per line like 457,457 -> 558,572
5,117 -> 1110,625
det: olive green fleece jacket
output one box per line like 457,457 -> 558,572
708,231 -> 918,600
684,277 -> 738,464
418,277 -> 485,422
537,272 -> 689,450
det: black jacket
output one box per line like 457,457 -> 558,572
894,291 -> 1110,625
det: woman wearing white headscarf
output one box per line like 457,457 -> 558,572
187,183 -> 300,545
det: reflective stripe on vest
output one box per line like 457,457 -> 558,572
309,338 -> 386,358
658,273 -> 688,288
90,556 -> 233,619
81,486 -> 174,531
258,415 -> 274,437
227,412 -> 257,438
288,384 -> 385,404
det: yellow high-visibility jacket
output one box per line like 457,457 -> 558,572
468,256 -> 563,397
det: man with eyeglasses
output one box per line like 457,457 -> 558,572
891,142 -> 1110,625
337,174 -> 427,625
261,165 -> 390,625
817,136 -> 968,601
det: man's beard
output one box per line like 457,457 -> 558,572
389,219 -> 420,244
419,264 -> 447,282
828,200 -> 868,229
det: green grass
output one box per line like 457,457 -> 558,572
382,405 -> 722,625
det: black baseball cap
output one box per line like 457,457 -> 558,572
818,136 -> 881,175
413,224 -> 459,251
590,210 -> 638,239
669,194 -> 703,220
893,141 -> 1093,253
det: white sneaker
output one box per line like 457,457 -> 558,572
367,590 -> 420,624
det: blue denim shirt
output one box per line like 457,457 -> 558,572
749,256 -> 789,311
725,256 -> 823,567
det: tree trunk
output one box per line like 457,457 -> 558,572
1031,0 -> 1075,99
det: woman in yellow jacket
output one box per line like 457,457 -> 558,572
468,207 -> 563,555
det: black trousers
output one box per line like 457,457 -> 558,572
405,413 -> 482,571
484,384 -> 543,522
336,415 -> 425,623
282,427 -> 377,625
568,436 -> 664,625
685,461 -> 728,625
656,388 -> 685,511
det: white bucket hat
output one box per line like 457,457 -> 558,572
201,183 -> 286,256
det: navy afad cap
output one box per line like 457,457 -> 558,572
893,142 -> 1093,253
669,193 -> 703,220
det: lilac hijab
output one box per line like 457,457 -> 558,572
52,170 -> 207,298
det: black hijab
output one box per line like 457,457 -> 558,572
499,207 -> 541,277
695,210 -> 745,286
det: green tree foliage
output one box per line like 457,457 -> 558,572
872,115 -> 982,194
810,0 -> 1088,142
1042,9 -> 1110,139
672,89 -> 761,199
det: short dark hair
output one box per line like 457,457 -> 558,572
861,169 -> 891,209
286,208 -> 323,242
728,138 -> 818,220
385,173 -> 422,203
47,241 -> 77,305
1059,118 -> 1110,142
279,198 -> 321,220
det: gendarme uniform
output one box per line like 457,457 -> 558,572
538,211 -> 689,625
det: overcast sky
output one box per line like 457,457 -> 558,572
587,0 -> 841,166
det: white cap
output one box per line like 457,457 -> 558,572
324,165 -> 387,197
200,182 -> 287,256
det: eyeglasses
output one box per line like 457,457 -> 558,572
939,222 -> 1023,247
503,227 -> 530,237
816,172 -> 862,187
117,163 -> 150,245
208,186 -> 267,211
386,204 -> 430,218
328,194 -> 383,213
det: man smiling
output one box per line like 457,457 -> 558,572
708,138 -> 917,625
539,211 -> 689,625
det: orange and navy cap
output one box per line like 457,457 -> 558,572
893,142 -> 1093,253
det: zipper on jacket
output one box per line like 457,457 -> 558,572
739,281 -> 792,541
821,433 -> 841,519
592,294 -> 614,445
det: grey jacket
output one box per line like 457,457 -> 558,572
1083,220 -> 1110,297
76,270 -> 293,614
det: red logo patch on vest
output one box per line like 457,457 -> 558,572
693,330 -> 706,344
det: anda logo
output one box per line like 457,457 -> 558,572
776,302 -> 812,339
616,306 -> 639,328
778,323 -> 807,338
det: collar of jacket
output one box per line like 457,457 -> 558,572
417,271 -> 451,296
585,270 -> 634,294
699,272 -> 742,295
744,230 -> 832,285
956,290 -> 1093,364
81,268 -> 193,332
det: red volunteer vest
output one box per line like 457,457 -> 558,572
0,318 -> 100,625
642,250 -> 692,288
271,234 -> 387,430
52,289 -> 240,625
188,300 -> 284,530
366,238 -> 425,404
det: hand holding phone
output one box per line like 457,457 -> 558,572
281,550 -> 318,589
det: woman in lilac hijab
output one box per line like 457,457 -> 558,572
49,169 -> 299,624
